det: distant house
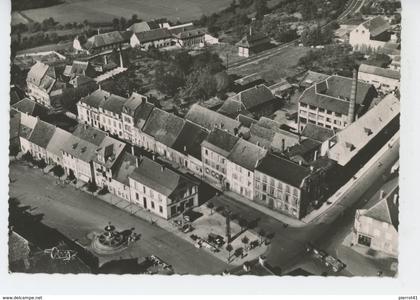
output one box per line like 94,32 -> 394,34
218,84 -> 277,119
26,61 -> 65,108
46,127 -> 73,165
349,16 -> 392,52
254,153 -> 326,219
130,28 -> 173,49
74,31 -> 130,54
128,156 -> 199,219
63,60 -> 96,80
77,89 -> 111,129
298,71 -> 330,89
173,28 -> 206,48
127,19 -> 170,33
236,31 -> 270,57
98,93 -> 127,138
18,113 -> 37,155
297,72 -> 377,132
201,128 -> 239,187
233,73 -> 265,92
226,138 -> 267,200
353,186 -> 399,257
109,152 -> 138,202
358,63 -> 400,92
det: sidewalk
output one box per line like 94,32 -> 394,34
223,191 -> 305,227
302,131 -> 400,224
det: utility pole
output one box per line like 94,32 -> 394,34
225,206 -> 231,243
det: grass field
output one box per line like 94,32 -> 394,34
12,0 -> 233,25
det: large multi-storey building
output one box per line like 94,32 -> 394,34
226,138 -> 267,200
254,153 -> 327,219
201,128 -> 239,188
297,71 -> 377,132
129,156 -> 199,219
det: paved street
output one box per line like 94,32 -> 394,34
9,161 -> 227,275
213,135 -> 399,275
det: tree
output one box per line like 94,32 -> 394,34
37,158 -> 47,169
255,0 -> 268,20
52,165 -> 65,178
258,228 -> 266,243
241,235 -> 249,251
238,217 -> 248,231
206,202 -> 215,215
67,169 -> 76,182
22,152 -> 34,163
9,144 -> 20,158
234,247 -> 243,258
226,244 -> 233,262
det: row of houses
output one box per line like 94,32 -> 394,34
11,109 -> 199,220
73,22 -> 218,54
72,83 -> 338,219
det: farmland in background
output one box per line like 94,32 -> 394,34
12,0 -> 233,25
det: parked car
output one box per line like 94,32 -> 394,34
324,255 -> 346,272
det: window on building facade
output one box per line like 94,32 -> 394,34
159,206 -> 163,213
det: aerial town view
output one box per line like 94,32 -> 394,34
8,0 -> 400,277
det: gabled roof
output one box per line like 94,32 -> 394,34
142,109 -> 185,147
132,28 -> 172,43
72,123 -> 107,146
361,16 -> 390,37
101,94 -> 127,115
10,109 -> 21,141
174,28 -> 206,39
26,61 -> 57,93
236,32 -> 269,48
129,156 -> 196,197
112,152 -> 138,185
255,153 -> 311,188
299,70 -> 330,88
61,134 -> 98,163
325,93 -> 399,166
227,84 -> 276,111
19,112 -> 37,140
286,138 -> 321,163
171,121 -> 209,160
128,19 -> 169,32
299,75 -> 376,115
12,98 -> 49,118
363,187 -> 399,230
93,136 -> 126,169
80,89 -> 111,109
135,102 -> 155,130
227,138 -> 267,171
46,127 -> 73,157
122,92 -> 147,116
84,31 -> 129,50
217,98 -> 246,118
185,104 -> 240,134
201,128 -> 239,157
64,60 -> 91,78
301,123 -> 335,143
237,114 -> 257,128
359,64 -> 400,80
28,120 -> 56,149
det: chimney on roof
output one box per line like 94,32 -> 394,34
379,189 -> 385,200
183,145 -> 187,152
281,139 -> 285,152
97,28 -> 100,35
152,154 -> 155,161
314,150 -> 318,161
119,49 -> 124,68
161,165 -> 165,172
299,160 -> 302,166
348,67 -> 358,123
